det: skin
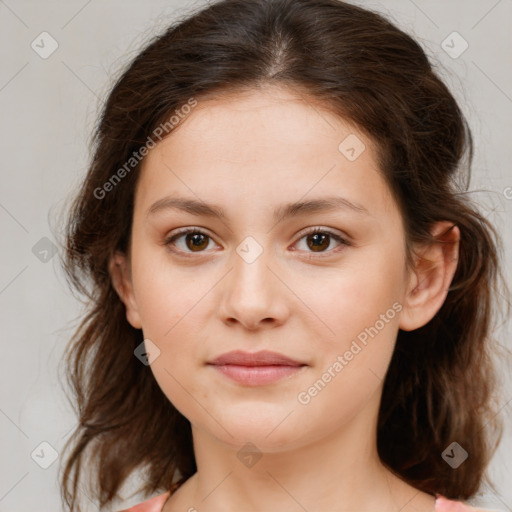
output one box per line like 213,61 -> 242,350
111,84 -> 460,512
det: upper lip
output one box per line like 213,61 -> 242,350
207,350 -> 306,367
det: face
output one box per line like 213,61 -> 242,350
119,85 -> 412,452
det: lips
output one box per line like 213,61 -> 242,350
207,350 -> 307,386
207,350 -> 305,367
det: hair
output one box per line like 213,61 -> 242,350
59,0 -> 511,510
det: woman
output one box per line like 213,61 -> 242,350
59,1 -> 510,511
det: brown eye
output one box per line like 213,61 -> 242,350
185,232 -> 209,251
165,228 -> 216,254
306,232 -> 330,252
294,228 -> 349,256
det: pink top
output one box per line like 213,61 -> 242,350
118,491 -> 503,512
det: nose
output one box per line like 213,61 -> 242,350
218,241 -> 289,331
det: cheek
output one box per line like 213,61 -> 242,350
290,272 -> 401,440
304,256 -> 403,345
298,249 -> 404,396
131,246 -> 205,338
129,245 -> 210,386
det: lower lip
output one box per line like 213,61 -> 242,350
209,364 -> 305,386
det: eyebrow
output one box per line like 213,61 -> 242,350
146,194 -> 371,222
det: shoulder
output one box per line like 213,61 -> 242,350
118,491 -> 171,512
435,495 -> 505,512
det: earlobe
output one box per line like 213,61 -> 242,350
109,251 -> 143,329
399,222 -> 460,332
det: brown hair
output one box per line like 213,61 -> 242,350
59,0 -> 511,510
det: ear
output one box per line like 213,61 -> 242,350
109,251 -> 143,329
399,221 -> 460,332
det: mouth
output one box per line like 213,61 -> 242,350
206,350 -> 308,386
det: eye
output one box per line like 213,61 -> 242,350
292,227 -> 350,256
164,227 -> 217,255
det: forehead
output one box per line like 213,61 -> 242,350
135,86 -> 398,222
158,86 -> 360,159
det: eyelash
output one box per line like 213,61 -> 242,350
163,226 -> 350,258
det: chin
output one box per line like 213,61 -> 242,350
206,414 -> 311,454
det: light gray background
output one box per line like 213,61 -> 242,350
0,1 -> 511,511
